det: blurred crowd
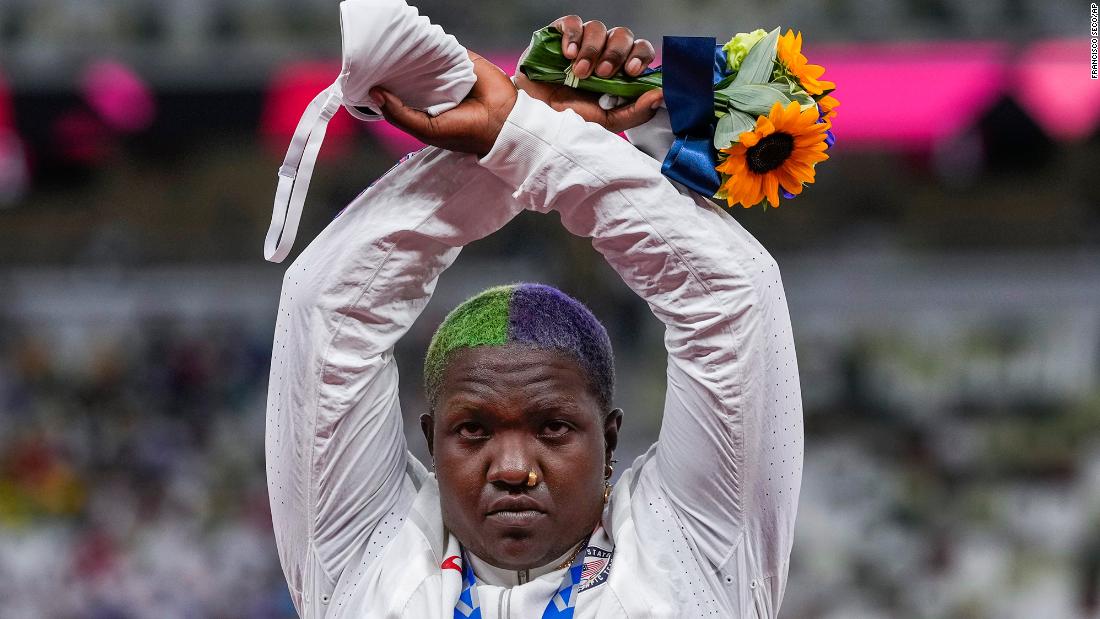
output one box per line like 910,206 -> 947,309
2,255 -> 1099,618
0,320 -> 294,618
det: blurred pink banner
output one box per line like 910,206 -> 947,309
1014,39 -> 1100,141
263,40 -> 1100,159
810,41 -> 1008,150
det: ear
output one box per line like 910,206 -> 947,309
420,413 -> 435,457
603,408 -> 623,464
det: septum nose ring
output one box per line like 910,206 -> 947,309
526,471 -> 538,487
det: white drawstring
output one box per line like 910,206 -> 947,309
263,83 -> 344,263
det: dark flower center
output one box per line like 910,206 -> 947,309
746,132 -> 794,173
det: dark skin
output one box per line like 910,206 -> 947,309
371,17 -> 664,156
380,16 -> 652,570
421,345 -> 623,570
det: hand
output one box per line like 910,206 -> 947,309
370,52 -> 517,157
553,15 -> 655,79
516,16 -> 663,133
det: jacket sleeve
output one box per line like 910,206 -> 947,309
477,93 -> 804,604
265,147 -> 524,616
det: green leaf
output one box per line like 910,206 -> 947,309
714,110 -> 757,149
718,84 -> 791,116
768,80 -> 815,109
518,27 -> 663,98
732,27 -> 780,86
714,73 -> 736,91
518,27 -> 569,81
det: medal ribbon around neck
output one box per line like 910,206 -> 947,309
453,541 -> 590,619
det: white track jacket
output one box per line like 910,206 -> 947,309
265,92 -> 804,618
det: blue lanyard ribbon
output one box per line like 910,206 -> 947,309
659,36 -> 727,197
453,543 -> 588,619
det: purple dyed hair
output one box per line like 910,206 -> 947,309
424,283 -> 615,413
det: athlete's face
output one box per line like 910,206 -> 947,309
422,345 -> 621,571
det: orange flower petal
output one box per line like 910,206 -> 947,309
794,135 -> 827,149
755,114 -> 776,136
784,101 -> 804,126
764,174 -> 780,207
785,161 -> 817,182
798,107 -> 820,125
750,174 -> 765,204
792,150 -> 829,164
802,64 -> 826,79
776,168 -> 804,195
733,175 -> 754,205
818,95 -> 840,115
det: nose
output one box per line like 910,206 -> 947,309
485,434 -> 537,488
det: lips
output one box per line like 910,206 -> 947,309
485,495 -> 546,517
485,509 -> 544,526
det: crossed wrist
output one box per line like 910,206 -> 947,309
477,91 -> 560,189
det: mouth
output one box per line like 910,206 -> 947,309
485,509 -> 545,526
484,496 -> 547,526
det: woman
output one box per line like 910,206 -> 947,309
265,18 -> 803,618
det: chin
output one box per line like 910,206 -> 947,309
485,534 -> 553,569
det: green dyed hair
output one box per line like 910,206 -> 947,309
424,283 -> 615,412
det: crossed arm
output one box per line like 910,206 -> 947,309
267,46 -> 802,617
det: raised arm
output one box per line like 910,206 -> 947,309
476,92 -> 804,607
265,147 -> 524,616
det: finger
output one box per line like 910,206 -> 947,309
595,27 -> 634,78
572,20 -> 607,79
624,38 -> 656,76
545,87 -> 604,121
551,15 -> 583,59
604,88 -> 664,133
371,87 -> 436,142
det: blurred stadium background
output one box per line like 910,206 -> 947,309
1,0 -> 1098,617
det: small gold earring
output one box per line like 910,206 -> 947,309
526,471 -> 538,487
603,481 -> 612,503
604,463 -> 614,479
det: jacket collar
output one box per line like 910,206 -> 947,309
465,542 -> 579,587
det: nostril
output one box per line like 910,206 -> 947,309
487,465 -> 537,489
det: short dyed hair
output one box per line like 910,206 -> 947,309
424,283 -> 615,413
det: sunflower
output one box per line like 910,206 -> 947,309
776,30 -> 835,96
716,101 -> 830,209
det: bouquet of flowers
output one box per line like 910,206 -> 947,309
519,27 -> 838,209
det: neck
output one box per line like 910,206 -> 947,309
466,540 -> 584,587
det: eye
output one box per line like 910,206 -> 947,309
455,422 -> 488,439
539,420 -> 572,438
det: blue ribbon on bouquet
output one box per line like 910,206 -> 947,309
659,36 -> 730,197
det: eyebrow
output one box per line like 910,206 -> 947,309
439,395 -> 584,419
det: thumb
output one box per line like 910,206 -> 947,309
372,87 -> 435,141
605,88 -> 664,133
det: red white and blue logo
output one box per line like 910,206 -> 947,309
577,546 -> 613,592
